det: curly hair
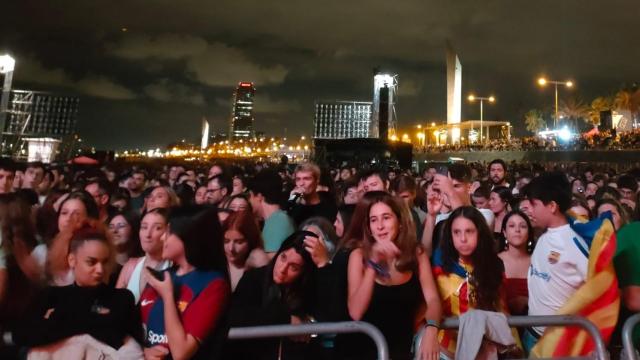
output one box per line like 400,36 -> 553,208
440,206 -> 503,311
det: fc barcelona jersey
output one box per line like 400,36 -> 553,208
139,268 -> 228,348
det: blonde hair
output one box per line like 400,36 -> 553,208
294,162 -> 321,181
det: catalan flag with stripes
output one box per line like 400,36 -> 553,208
432,250 -> 520,355
531,212 -> 620,357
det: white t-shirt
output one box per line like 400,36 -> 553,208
528,223 -> 589,334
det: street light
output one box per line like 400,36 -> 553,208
468,94 -> 495,144
537,77 -> 574,129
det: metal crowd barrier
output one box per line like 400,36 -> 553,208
622,313 -> 640,360
440,315 -> 607,360
228,321 -> 389,360
228,315 -> 607,360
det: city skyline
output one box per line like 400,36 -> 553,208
1,0 -> 639,150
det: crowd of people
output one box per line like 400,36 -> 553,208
0,156 -> 638,359
416,128 -> 640,153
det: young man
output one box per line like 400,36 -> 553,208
288,162 -> 337,225
127,170 -> 147,212
488,159 -> 509,189
85,179 -> 112,223
523,171 -> 589,351
21,162 -> 45,191
360,169 -> 388,193
248,169 -> 295,256
0,158 -> 16,194
617,174 -> 637,211
422,163 -> 493,255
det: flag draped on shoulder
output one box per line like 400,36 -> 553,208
531,212 -> 620,357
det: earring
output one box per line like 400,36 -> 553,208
504,238 -> 509,250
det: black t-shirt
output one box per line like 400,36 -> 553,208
12,284 -> 143,349
288,192 -> 337,226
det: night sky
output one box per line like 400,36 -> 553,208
2,0 -> 639,150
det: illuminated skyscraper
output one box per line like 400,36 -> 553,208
229,82 -> 255,140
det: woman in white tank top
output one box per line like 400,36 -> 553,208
116,209 -> 170,302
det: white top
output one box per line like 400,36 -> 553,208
528,224 -> 589,334
127,256 -> 171,303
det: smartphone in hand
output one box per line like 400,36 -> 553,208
146,266 -> 165,281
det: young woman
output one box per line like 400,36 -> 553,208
140,206 -> 230,360
0,194 -> 42,330
145,185 -> 180,212
225,194 -> 251,213
434,206 -> 518,358
489,186 -> 513,236
108,211 -> 141,267
223,210 -> 269,290
347,191 -> 442,360
333,204 -> 355,239
498,210 -> 535,315
231,175 -> 246,196
194,185 -> 208,205
4,226 -> 143,359
116,208 -> 172,303
44,191 -> 100,286
596,198 -> 629,231
228,231 -> 318,360
570,195 -> 593,220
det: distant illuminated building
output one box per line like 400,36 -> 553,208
229,82 -> 255,140
313,101 -> 372,139
371,69 -> 398,140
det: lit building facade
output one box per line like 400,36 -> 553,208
313,101 -> 372,139
229,82 -> 255,140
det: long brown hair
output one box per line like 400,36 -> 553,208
441,206 -> 503,311
361,191 -> 418,272
338,191 -> 378,251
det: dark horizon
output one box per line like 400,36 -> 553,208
1,0 -> 639,150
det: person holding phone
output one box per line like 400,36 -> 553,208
140,206 -> 230,360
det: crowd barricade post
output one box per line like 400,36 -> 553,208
227,321 -> 389,360
425,315 -> 607,360
622,313 -> 640,360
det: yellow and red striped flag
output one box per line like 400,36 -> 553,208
531,212 -> 620,357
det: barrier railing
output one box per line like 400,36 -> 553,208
228,321 -> 389,360
228,315 -> 607,360
622,313 -> 640,360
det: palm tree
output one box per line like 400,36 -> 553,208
588,96 -> 613,126
524,109 -> 546,134
613,87 -> 640,128
559,97 -> 590,131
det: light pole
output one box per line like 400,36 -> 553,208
0,55 -> 15,148
537,77 -> 573,129
468,94 -> 495,144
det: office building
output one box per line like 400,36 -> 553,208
313,101 -> 372,139
230,82 -> 255,140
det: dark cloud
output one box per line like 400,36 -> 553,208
1,0 -> 639,149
